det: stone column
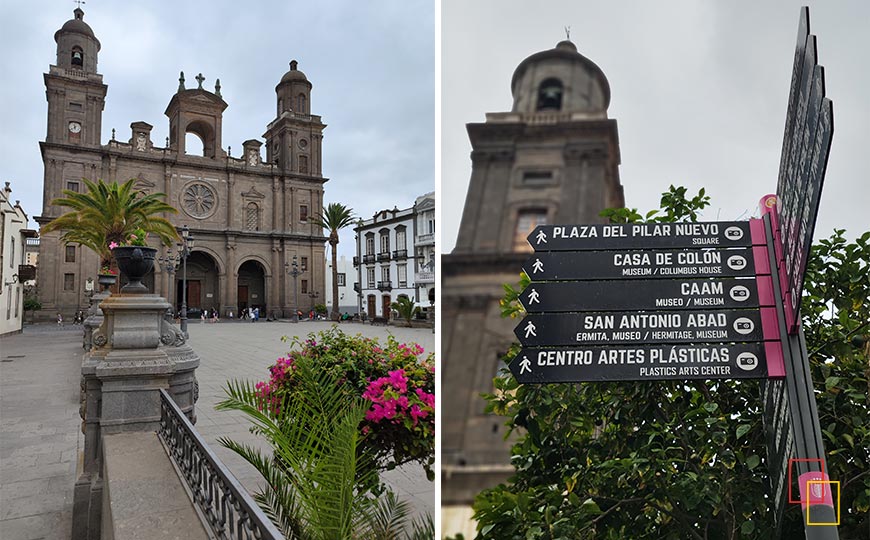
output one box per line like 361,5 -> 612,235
73,286 -> 199,540
226,170 -> 236,230
270,241 -> 281,318
224,237 -> 237,316
272,177 -> 280,231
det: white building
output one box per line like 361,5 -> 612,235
353,192 -> 436,320
324,254 -> 356,314
413,192 -> 435,308
1,182 -> 37,335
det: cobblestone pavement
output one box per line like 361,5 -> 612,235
0,320 -> 434,539
1,325 -> 83,540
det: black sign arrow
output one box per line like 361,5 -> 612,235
510,343 -> 769,383
519,278 -> 771,313
515,308 -> 773,346
523,248 -> 759,281
526,222 -> 757,252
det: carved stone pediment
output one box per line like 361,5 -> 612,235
241,185 -> 266,200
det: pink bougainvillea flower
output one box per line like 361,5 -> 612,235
108,241 -> 119,249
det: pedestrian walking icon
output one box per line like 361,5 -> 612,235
524,321 -> 537,338
519,355 -> 532,374
527,288 -> 540,305
532,258 -> 544,274
535,230 -> 547,245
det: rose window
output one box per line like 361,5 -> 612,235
182,183 -> 217,219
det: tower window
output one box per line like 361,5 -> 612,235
301,279 -> 308,294
300,205 -> 308,223
298,94 -> 307,114
514,209 -> 548,251
522,170 -> 554,186
536,78 -> 563,111
246,202 -> 259,231
65,245 -> 76,263
299,155 -> 309,174
71,47 -> 84,68
64,273 -> 75,291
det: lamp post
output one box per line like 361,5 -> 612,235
174,226 -> 195,337
285,255 -> 302,323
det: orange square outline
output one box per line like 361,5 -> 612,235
787,458 -> 825,504
806,480 -> 840,526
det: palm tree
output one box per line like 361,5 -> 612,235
218,358 -> 434,539
41,178 -> 179,268
310,203 -> 355,321
390,296 -> 420,328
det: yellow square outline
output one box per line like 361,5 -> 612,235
805,480 -> 840,526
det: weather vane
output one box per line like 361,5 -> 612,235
75,0 -> 86,8
565,25 -> 571,40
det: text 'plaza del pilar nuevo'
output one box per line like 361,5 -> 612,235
36,8 -> 328,319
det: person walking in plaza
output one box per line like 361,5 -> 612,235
56,313 -> 63,327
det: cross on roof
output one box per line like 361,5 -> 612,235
565,25 -> 571,40
195,73 -> 205,89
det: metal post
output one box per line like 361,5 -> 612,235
286,256 -> 301,323
180,245 -> 188,337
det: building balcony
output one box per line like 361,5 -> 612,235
362,254 -> 376,264
353,282 -> 360,293
352,256 -> 360,266
392,249 -> 408,260
416,233 -> 434,245
377,281 -> 393,291
398,281 -> 408,288
377,252 -> 391,262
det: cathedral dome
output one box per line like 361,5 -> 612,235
510,39 -> 610,114
279,60 -> 309,84
55,8 -> 99,46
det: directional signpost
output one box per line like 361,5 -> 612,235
505,9 -> 838,537
511,219 -> 785,385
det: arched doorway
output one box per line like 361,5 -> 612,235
238,260 -> 266,315
381,294 -> 391,319
177,251 -> 220,317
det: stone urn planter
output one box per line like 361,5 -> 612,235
97,273 -> 118,292
112,246 -> 156,293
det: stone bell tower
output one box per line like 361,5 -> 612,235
44,7 -> 107,148
442,39 -> 625,514
165,72 -> 228,159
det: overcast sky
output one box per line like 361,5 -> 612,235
442,0 -> 870,253
1,0 -> 434,260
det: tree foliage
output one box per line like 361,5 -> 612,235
41,178 -> 178,267
218,353 -> 434,539
391,296 -> 421,327
472,186 -> 869,539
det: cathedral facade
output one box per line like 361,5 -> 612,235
441,39 -> 625,530
36,9 -> 327,318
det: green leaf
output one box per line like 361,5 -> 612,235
746,455 -> 760,470
581,498 -> 602,515
741,520 -> 755,534
736,424 -> 751,439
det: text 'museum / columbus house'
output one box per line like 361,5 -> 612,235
441,39 -> 625,531
36,9 -> 327,318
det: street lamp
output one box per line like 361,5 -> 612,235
174,226 -> 195,336
285,255 -> 302,323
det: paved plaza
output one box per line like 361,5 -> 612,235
1,319 -> 434,539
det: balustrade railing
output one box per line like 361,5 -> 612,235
158,390 -> 282,540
